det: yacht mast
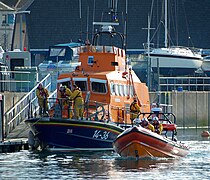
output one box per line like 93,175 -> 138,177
164,0 -> 168,47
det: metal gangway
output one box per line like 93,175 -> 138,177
3,73 -> 57,138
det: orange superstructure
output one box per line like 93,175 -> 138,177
57,41 -> 150,125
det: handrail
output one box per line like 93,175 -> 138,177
4,74 -> 55,137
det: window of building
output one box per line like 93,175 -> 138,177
2,14 -> 7,25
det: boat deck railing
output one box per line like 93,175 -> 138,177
27,98 -> 112,121
27,97 -> 130,129
138,111 -> 177,141
79,45 -> 124,55
4,74 -> 56,138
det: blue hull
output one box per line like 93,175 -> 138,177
25,117 -> 124,151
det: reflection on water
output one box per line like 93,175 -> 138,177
114,157 -> 175,170
0,129 -> 209,179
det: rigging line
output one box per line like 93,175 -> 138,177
149,0 -> 154,24
182,1 -> 194,47
150,21 -> 162,46
174,0 -> 178,46
167,0 -> 175,47
124,0 -> 127,52
79,0 -> 82,40
148,0 -> 160,47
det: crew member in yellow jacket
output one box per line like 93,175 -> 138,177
70,84 -> 84,119
151,116 -> 163,134
140,117 -> 155,132
58,85 -> 72,118
36,83 -> 49,115
130,99 -> 141,121
58,85 -> 72,106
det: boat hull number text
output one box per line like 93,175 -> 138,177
93,130 -> 110,140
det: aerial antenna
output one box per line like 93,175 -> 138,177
86,6 -> 89,41
124,0 -> 127,53
79,0 -> 82,40
92,0 -> 96,41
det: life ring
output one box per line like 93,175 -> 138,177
201,130 -> 210,137
162,124 -> 177,131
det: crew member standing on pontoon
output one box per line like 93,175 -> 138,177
36,83 -> 49,116
70,84 -> 84,119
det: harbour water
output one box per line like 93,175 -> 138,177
0,128 -> 209,180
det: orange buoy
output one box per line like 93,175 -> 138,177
201,130 -> 210,137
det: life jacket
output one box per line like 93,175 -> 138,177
38,88 -> 48,98
130,102 -> 139,113
61,91 -> 68,98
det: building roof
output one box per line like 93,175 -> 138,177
0,2 -> 15,11
1,0 -> 34,10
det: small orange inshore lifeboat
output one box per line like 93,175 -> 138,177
113,125 -> 189,158
113,111 -> 189,158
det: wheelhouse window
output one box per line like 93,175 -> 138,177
50,47 -> 66,57
129,85 -> 134,96
110,82 -> 115,95
124,84 -> 128,96
73,78 -> 88,91
114,84 -> 119,96
57,77 -> 71,89
90,78 -> 107,93
88,56 -> 94,65
119,84 -> 124,96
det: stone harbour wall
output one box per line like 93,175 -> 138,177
1,91 -> 210,128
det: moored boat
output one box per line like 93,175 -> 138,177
201,55 -> 210,76
149,47 -> 203,76
113,110 -> 189,158
25,3 -> 151,152
145,0 -> 203,76
26,113 -> 124,151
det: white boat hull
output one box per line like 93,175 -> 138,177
201,60 -> 210,76
148,47 -> 203,76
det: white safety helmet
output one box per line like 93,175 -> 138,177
141,117 -> 148,122
152,116 -> 159,121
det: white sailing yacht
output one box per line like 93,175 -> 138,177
147,0 -> 203,76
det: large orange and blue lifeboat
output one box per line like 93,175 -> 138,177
25,20 -> 151,151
